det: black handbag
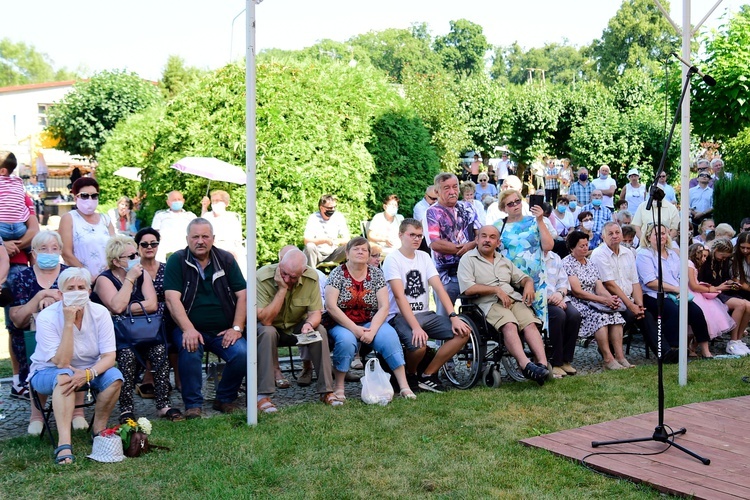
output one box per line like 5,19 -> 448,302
113,302 -> 165,350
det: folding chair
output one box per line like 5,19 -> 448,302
25,330 -> 97,447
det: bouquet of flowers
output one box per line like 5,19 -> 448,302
101,417 -> 153,457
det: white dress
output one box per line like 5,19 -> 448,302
70,210 -> 111,276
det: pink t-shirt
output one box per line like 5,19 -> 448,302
0,176 -> 30,223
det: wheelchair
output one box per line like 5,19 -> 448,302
440,294 -> 552,389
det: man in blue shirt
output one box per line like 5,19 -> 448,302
689,171 -> 714,229
568,167 -> 594,206
581,189 -> 612,249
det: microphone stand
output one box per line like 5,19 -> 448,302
591,66 -> 710,465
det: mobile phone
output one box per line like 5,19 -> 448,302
529,194 -> 544,210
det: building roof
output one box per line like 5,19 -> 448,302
0,80 -> 78,94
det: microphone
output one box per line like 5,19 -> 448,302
671,52 -> 716,86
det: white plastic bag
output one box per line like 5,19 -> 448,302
361,358 -> 394,405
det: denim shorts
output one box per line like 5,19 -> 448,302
30,366 -> 124,395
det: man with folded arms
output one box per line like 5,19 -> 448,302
458,225 -> 550,385
383,218 -> 471,393
257,248 -> 338,411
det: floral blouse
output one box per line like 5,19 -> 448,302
327,263 -> 386,325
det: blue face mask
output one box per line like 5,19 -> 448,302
592,199 -> 602,207
36,252 -> 60,269
170,201 -> 184,211
599,174 -> 608,179
125,257 -> 141,272
569,201 -> 577,210
556,204 -> 567,213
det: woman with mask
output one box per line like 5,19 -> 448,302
9,230 -> 87,435
59,178 -> 115,279
577,211 -> 596,253
92,235 -> 182,422
28,267 -> 124,464
619,168 -> 646,212
367,194 -> 404,256
201,189 -> 244,262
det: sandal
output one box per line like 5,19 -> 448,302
136,383 -> 155,399
54,444 -> 75,465
160,408 -> 184,421
275,378 -> 291,389
257,397 -> 278,414
399,388 -> 417,400
333,389 -> 347,401
320,392 -> 344,406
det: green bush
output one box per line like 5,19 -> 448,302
713,177 -> 750,230
722,125 -> 750,176
102,58 -> 427,265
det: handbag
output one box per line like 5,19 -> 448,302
589,300 -> 626,313
113,302 -> 165,350
361,358 -> 394,405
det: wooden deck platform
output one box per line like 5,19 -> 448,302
521,396 -> 750,499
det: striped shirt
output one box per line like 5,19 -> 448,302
0,176 -> 30,223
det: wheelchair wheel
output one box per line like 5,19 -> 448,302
481,364 -> 502,388
441,315 -> 484,389
501,355 -> 526,382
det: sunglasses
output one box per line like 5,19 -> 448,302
427,196 -> 437,202
76,193 -> 99,200
120,253 -> 138,260
139,241 -> 159,248
505,199 -> 522,208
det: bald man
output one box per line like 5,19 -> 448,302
151,190 -> 197,262
256,248 -> 337,411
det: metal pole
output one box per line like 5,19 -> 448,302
678,0 -> 691,386
246,0 -> 258,426
230,8 -> 246,62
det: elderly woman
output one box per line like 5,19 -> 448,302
367,194 -> 404,256
486,175 -> 529,225
28,267 -> 124,464
563,231 -> 630,370
58,178 -> 115,279
107,196 -> 139,236
134,227 -> 182,394
326,237 -> 416,401
544,248 -> 580,378
460,181 -> 486,225
92,235 -> 182,421
201,189 -> 244,259
475,172 -> 498,201
9,231 -> 89,435
494,189 -> 554,329
636,224 -> 713,358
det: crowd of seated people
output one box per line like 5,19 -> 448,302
5,155 -> 750,456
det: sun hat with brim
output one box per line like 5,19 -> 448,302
627,168 -> 640,178
87,435 -> 125,463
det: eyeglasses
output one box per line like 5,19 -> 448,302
139,241 -> 159,248
76,193 -> 99,200
659,174 -> 667,178
120,253 -> 138,260
505,199 -> 522,208
698,174 -> 710,178
405,232 -> 423,239
427,196 -> 437,202
321,205 -> 336,210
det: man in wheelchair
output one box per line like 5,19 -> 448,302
457,225 -> 550,385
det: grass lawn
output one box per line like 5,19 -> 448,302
2,357 -> 749,498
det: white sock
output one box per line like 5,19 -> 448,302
12,375 -> 21,388
258,394 -> 271,402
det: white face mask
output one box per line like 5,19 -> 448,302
211,202 -> 226,215
582,220 -> 594,230
385,206 -> 398,217
63,290 -> 89,307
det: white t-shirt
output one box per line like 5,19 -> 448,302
304,211 -> 350,256
368,212 -> 404,253
382,249 -> 438,320
151,209 -> 197,262
30,301 -> 116,376
591,176 -> 618,208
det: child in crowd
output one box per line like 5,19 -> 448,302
687,243 -> 736,342
0,152 -> 31,245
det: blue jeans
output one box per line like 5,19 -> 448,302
30,366 -> 124,395
0,222 -> 27,241
329,321 -> 404,372
173,328 -> 247,409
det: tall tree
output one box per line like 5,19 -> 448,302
591,0 -> 678,84
350,25 -> 442,83
493,42 -> 592,85
455,74 -> 510,157
433,19 -> 489,77
46,70 -> 162,157
692,6 -> 750,139
159,55 -> 204,98
0,38 -> 76,86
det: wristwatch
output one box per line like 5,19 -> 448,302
232,325 -> 242,332
449,312 -> 458,318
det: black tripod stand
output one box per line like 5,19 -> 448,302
591,63 -> 711,466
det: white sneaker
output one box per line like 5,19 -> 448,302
27,420 -> 44,436
726,340 -> 748,356
72,416 -> 89,430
